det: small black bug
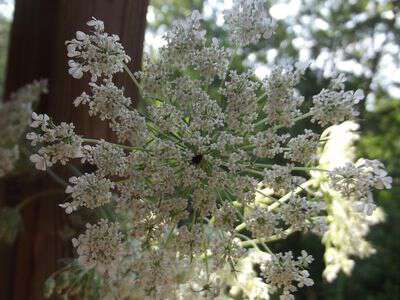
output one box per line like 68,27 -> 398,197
191,154 -> 203,165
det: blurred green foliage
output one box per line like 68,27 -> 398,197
148,0 -> 203,28
350,101 -> 400,299
0,15 -> 10,96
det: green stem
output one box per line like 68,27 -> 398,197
46,168 -> 68,187
252,163 -> 328,173
82,138 -> 144,152
255,111 -> 313,128
257,91 -> 267,102
236,233 -> 260,250
123,64 -> 143,96
239,228 -> 294,247
262,243 -> 274,255
243,168 -> 264,177
255,189 -> 275,200
235,222 -> 247,232
163,224 -> 176,247
267,180 -> 314,211
235,180 -> 314,232
16,189 -> 64,211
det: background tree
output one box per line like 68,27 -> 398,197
0,1 -> 148,299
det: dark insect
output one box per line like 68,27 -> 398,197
191,154 -> 203,165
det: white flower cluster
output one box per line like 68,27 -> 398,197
66,18 -> 130,81
82,140 -> 127,176
160,10 -> 231,82
225,249 -> 272,299
224,0 -> 276,47
0,80 -> 47,177
222,71 -> 261,133
8,79 -> 48,104
250,130 -> 288,158
245,195 -> 326,240
74,79 -> 131,121
72,219 -> 124,276
322,204 -> 384,282
311,121 -> 388,282
329,158 -> 392,214
263,165 -> 305,196
262,65 -> 305,127
280,195 -> 326,233
246,205 -> 282,238
284,129 -> 319,163
27,113 -> 82,170
310,76 -> 364,126
260,251 -> 314,300
26,5 -> 391,298
67,20 -> 148,147
60,173 -> 114,214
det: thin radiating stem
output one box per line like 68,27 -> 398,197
255,111 -> 313,128
123,64 -> 143,96
235,180 -> 314,232
240,228 -> 294,247
267,180 -> 314,211
46,168 -> 68,187
82,138 -> 144,152
16,189 -> 65,210
252,162 -> 328,173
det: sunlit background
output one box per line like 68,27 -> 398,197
2,0 -> 400,108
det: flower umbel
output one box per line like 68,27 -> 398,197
26,6 -> 391,299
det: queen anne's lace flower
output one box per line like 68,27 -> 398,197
280,195 -> 326,233
164,10 -> 205,55
29,112 -> 49,129
72,219 -> 124,276
66,17 -> 130,81
224,0 -> 276,47
250,131 -> 289,158
310,122 -> 389,282
328,158 -> 392,214
262,65 -> 305,127
310,76 -> 364,126
356,158 -> 392,189
284,129 -> 320,163
74,79 -> 131,121
25,6 -> 391,299
245,205 -> 281,238
222,71 -> 261,133
60,173 -> 115,214
214,202 -> 239,231
263,165 -> 305,196
27,114 -> 82,169
260,251 -> 314,300
82,140 -> 127,176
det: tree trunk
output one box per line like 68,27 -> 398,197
0,1 -> 148,299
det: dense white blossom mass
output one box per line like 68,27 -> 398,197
224,0 -> 276,47
24,1 -> 392,299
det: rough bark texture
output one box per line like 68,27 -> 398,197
0,1 -> 148,299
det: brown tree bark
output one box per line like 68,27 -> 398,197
0,1 -> 148,299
